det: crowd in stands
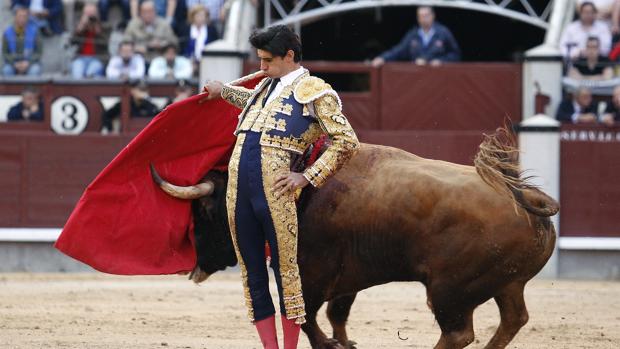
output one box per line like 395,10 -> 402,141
5,1 -> 620,128
558,1 -> 620,125
2,0 -> 225,79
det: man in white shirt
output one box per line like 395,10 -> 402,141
148,44 -> 193,79
560,1 -> 612,58
106,40 -> 146,79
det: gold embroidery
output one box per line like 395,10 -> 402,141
259,123 -> 322,154
225,133 -> 256,322
222,85 -> 253,109
302,94 -> 359,188
293,76 -> 334,104
274,103 -> 294,116
260,146 -> 306,324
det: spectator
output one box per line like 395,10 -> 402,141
560,2 -> 611,59
124,0 -> 178,61
131,0 -> 176,23
2,7 -> 42,76
7,86 -> 43,121
98,0 -> 131,24
556,87 -> 598,123
612,0 -> 620,36
106,40 -> 146,79
101,79 -> 160,133
601,85 -> 620,125
11,0 -> 63,35
569,36 -> 614,80
148,43 -> 193,79
185,0 -> 224,35
70,3 -> 109,79
371,6 -> 460,67
184,5 -> 218,63
166,78 -> 193,105
577,0 -> 617,21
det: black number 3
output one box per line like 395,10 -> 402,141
61,102 -> 78,130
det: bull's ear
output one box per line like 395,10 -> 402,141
150,163 -> 214,199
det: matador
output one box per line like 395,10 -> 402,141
204,25 -> 359,349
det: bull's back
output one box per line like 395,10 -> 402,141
298,144 -> 553,286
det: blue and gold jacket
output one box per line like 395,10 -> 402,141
221,70 -> 359,188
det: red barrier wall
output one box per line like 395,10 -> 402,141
379,63 -> 522,130
559,125 -> 620,237
3,63 -> 617,239
0,132 -> 132,227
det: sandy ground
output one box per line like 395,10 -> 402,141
0,272 -> 619,349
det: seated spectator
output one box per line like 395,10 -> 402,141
124,0 -> 178,61
11,0 -> 63,35
131,0 -> 176,23
106,40 -> 146,79
7,86 -> 43,121
2,7 -> 42,76
185,0 -> 225,36
184,5 -> 218,63
371,6 -> 460,67
577,0 -> 617,20
101,79 -> 160,133
601,85 -> 620,125
148,43 -> 192,79
166,78 -> 193,105
569,36 -> 613,80
560,2 -> 611,59
556,87 -> 599,124
98,0 -> 131,24
70,3 -> 109,79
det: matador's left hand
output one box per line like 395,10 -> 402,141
273,172 -> 309,198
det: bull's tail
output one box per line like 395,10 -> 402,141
473,126 -> 559,217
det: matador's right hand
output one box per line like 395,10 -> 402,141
199,80 -> 224,103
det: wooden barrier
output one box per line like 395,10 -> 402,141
1,63 -> 616,239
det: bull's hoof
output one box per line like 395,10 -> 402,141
329,338 -> 357,349
188,266 -> 209,284
317,338 -> 346,349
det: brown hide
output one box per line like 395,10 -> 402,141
294,143 -> 556,348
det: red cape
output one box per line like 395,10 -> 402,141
55,78 -> 260,275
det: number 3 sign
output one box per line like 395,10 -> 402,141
51,96 -> 88,135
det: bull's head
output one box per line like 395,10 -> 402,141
150,164 -> 237,283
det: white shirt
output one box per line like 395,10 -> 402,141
264,66 -> 306,105
29,0 -> 44,12
190,25 -> 208,61
559,20 -> 612,58
106,54 -> 146,79
147,56 -> 193,79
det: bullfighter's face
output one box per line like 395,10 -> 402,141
257,48 -> 295,79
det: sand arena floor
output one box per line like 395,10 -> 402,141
0,272 -> 619,348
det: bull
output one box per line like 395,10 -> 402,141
150,127 -> 558,349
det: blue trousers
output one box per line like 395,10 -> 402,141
234,131 -> 286,321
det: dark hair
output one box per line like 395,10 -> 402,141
586,36 -> 600,45
13,5 -> 28,13
119,40 -> 134,49
249,25 -> 302,62
580,2 -> 597,13
130,79 -> 148,90
22,86 -> 39,95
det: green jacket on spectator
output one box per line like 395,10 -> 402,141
123,17 -> 178,62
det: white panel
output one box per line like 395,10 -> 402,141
0,96 -> 24,122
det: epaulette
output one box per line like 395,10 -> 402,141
293,76 -> 342,109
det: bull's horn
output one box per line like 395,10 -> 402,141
149,163 -> 214,199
